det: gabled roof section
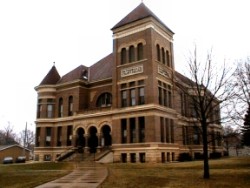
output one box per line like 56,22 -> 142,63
39,65 -> 61,85
112,2 -> 174,33
58,65 -> 88,84
89,53 -> 113,82
0,144 -> 31,152
175,71 -> 196,86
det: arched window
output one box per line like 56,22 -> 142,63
137,43 -> 143,61
96,93 -> 112,107
68,96 -> 73,116
161,47 -> 165,64
166,50 -> 170,67
58,98 -> 63,117
121,48 -> 126,64
156,44 -> 161,61
129,45 -> 135,62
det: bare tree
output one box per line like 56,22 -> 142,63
179,47 -> 234,179
0,122 -> 18,145
19,129 -> 35,150
229,57 -> 250,124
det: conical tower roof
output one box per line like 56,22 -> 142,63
39,65 -> 61,85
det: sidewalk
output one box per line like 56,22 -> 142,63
35,162 -> 108,188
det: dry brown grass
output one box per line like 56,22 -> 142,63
0,162 -> 75,188
100,157 -> 250,188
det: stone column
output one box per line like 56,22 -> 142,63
84,134 -> 89,153
97,133 -> 102,153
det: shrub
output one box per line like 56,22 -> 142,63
178,153 -> 192,161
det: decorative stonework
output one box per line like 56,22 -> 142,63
113,22 -> 173,42
121,65 -> 143,77
158,65 -> 169,78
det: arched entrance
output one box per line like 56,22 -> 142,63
101,125 -> 112,147
76,127 -> 85,148
88,126 -> 98,153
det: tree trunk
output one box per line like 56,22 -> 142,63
202,122 -> 210,179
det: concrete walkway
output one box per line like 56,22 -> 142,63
35,162 -> 108,188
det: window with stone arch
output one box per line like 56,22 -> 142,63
68,96 -> 73,116
161,47 -> 165,64
96,93 -> 112,107
137,43 -> 143,61
156,44 -> 161,61
121,48 -> 126,64
129,45 -> 135,62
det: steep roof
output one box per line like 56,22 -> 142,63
89,53 -> 113,81
58,65 -> 88,84
112,2 -> 174,33
39,65 -> 61,85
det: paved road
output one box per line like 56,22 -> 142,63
35,162 -> 108,188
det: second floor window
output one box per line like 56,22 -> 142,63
97,93 -> 112,107
58,98 -> 63,117
68,96 -> 73,116
158,81 -> 172,108
121,80 -> 145,108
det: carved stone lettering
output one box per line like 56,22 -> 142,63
158,66 -> 169,78
121,65 -> 143,77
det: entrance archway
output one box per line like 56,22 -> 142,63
101,125 -> 112,147
76,127 -> 85,148
88,126 -> 98,153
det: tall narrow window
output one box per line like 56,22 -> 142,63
129,45 -> 135,62
157,44 -> 161,61
137,43 -> 143,60
160,117 -> 164,142
162,47 -> 165,64
57,126 -> 62,146
193,126 -> 200,145
67,125 -> 72,146
47,99 -> 54,118
130,118 -> 136,143
171,120 -> 174,143
121,48 -> 126,64
36,127 -> 40,147
139,117 -> 145,143
138,87 -> 145,105
168,85 -> 172,108
58,98 -> 63,117
37,99 -> 42,118
166,50 -> 170,67
130,89 -> 136,106
45,127 -> 52,147
165,118 -> 170,143
121,119 -> 127,143
121,90 -> 127,107
158,87 -> 162,105
68,96 -> 73,116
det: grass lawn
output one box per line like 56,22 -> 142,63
0,162 -> 75,188
100,157 -> 250,188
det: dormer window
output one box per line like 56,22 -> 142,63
82,70 -> 88,80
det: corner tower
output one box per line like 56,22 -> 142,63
111,3 -> 175,108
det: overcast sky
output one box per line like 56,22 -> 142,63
0,0 -> 249,133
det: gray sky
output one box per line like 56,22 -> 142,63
0,0 -> 249,133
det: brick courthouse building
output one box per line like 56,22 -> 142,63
34,3 -> 223,162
